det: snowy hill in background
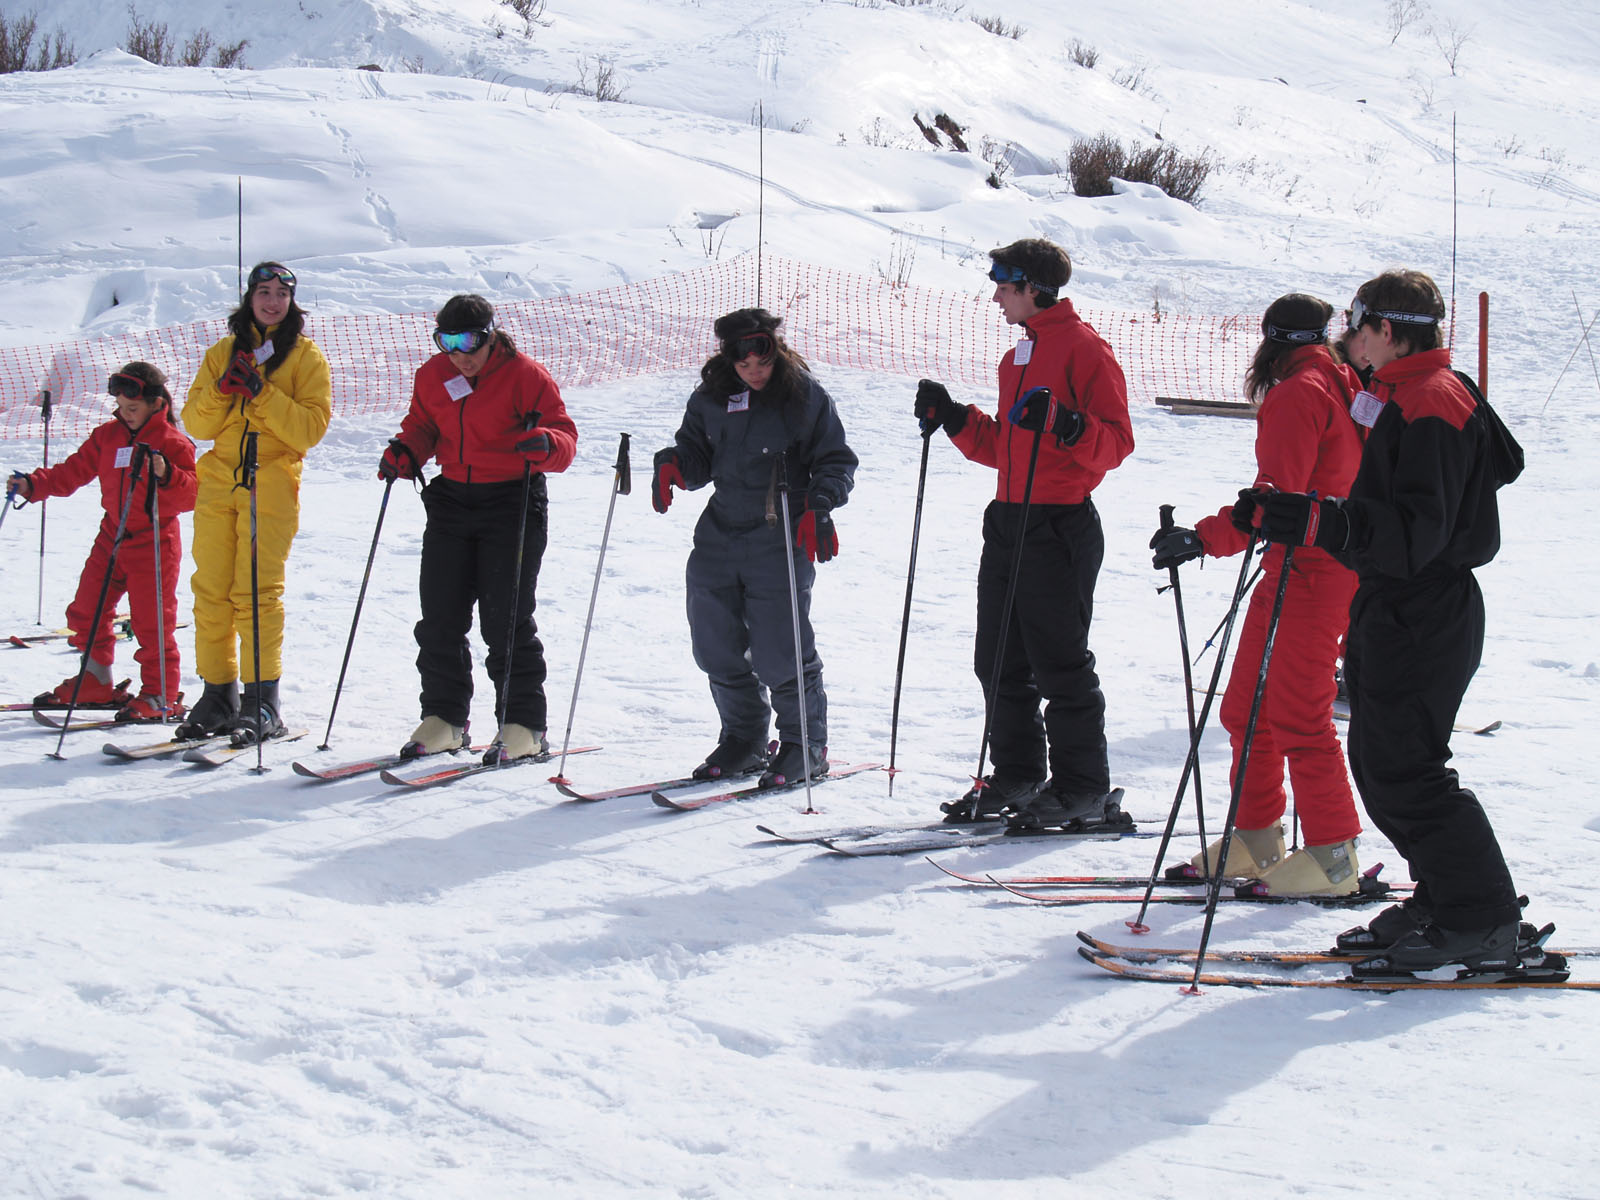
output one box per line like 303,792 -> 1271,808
2,1 -> 1600,1196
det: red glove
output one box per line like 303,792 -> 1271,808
652,449 -> 685,514
795,494 -> 838,564
218,350 -> 264,398
378,439 -> 420,481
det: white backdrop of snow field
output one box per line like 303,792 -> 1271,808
2,0 -> 1600,1196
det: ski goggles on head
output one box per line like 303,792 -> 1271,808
433,327 -> 493,355
248,264 -> 296,290
723,331 -> 774,362
1264,322 -> 1328,345
107,372 -> 161,401
1346,297 -> 1440,332
988,260 -> 1057,299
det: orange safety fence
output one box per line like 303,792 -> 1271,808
0,252 -> 1270,442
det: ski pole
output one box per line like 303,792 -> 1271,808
147,463 -> 169,723
36,387 -> 51,625
885,423 -> 935,794
1191,563 -> 1262,667
242,431 -> 267,773
317,465 -> 400,751
0,479 -> 23,539
49,444 -> 150,760
1184,538 -> 1298,994
952,409 -> 1047,821
775,450 -> 819,815
487,414 -> 541,765
1151,503 -> 1208,845
550,433 -> 630,784
1128,534 -> 1259,933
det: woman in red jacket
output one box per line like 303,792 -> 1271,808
1150,294 -> 1364,894
10,361 -> 198,721
379,295 -> 578,764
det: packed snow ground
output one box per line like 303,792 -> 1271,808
2,1 -> 1599,1196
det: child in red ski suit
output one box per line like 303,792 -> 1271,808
1149,294 -> 1364,894
10,362 -> 198,721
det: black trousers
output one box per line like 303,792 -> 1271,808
1344,570 -> 1520,930
974,498 -> 1108,793
415,475 -> 549,732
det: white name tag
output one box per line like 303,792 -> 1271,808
1014,340 -> 1034,366
114,446 -> 134,469
253,340 -> 274,365
1349,389 -> 1385,428
444,374 -> 473,401
727,391 -> 750,413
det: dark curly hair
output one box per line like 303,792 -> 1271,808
227,261 -> 305,380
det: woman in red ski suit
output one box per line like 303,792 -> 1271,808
1149,294 -> 1364,894
379,294 -> 578,764
10,362 -> 198,720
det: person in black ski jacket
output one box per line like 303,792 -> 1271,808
1246,268 -> 1531,976
652,308 -> 857,788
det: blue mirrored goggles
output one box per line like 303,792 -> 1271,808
988,262 -> 1029,285
1346,297 -> 1440,332
434,328 -> 493,355
248,264 -> 296,290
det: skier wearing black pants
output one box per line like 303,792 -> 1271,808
915,238 -> 1135,828
1247,268 -> 1529,975
652,308 -> 857,788
379,294 -> 578,763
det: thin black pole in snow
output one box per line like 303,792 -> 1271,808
237,177 -> 243,295
317,473 -> 397,751
36,388 -> 51,625
149,466 -> 168,723
1183,539 -> 1298,994
49,445 -> 150,760
488,414 -> 541,765
1149,503 -> 1208,857
1128,535 -> 1259,934
243,432 -> 267,774
550,433 -> 631,784
885,424 -> 935,794
775,451 -> 818,814
757,100 -> 765,307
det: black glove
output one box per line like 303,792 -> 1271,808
1255,492 -> 1351,550
1007,386 -> 1086,445
7,470 -> 33,502
377,439 -> 421,481
652,448 -> 685,514
1230,487 -> 1265,534
796,492 -> 837,563
914,379 -> 967,436
1150,525 -> 1204,570
516,431 -> 551,462
218,350 -> 264,399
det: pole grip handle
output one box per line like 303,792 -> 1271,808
614,432 -> 631,496
1159,503 -> 1175,533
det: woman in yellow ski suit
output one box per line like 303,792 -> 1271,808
176,262 -> 332,742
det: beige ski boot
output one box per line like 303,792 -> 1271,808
485,723 -> 548,764
401,715 -> 467,760
1189,824 -> 1285,878
1253,838 -> 1361,896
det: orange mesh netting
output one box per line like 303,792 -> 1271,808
0,253 -> 1265,441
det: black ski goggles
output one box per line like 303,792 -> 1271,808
1346,297 -> 1440,332
723,331 -> 775,362
1264,322 -> 1327,345
107,372 -> 162,401
434,328 -> 493,355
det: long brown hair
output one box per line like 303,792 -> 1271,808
1245,293 -> 1333,404
700,307 -> 812,416
227,260 -> 305,379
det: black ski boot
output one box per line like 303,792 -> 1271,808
759,741 -> 827,788
173,679 -> 239,740
233,679 -> 286,745
1334,896 -> 1433,954
1007,784 -> 1126,832
1352,919 -> 1522,979
940,774 -> 1043,824
693,735 -> 770,781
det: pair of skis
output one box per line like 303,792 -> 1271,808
1075,931 -> 1600,992
554,760 -> 882,809
290,744 -> 604,788
100,728 -> 310,766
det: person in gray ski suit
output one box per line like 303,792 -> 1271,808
651,308 -> 858,787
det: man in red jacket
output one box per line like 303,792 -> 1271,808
915,239 -> 1135,827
